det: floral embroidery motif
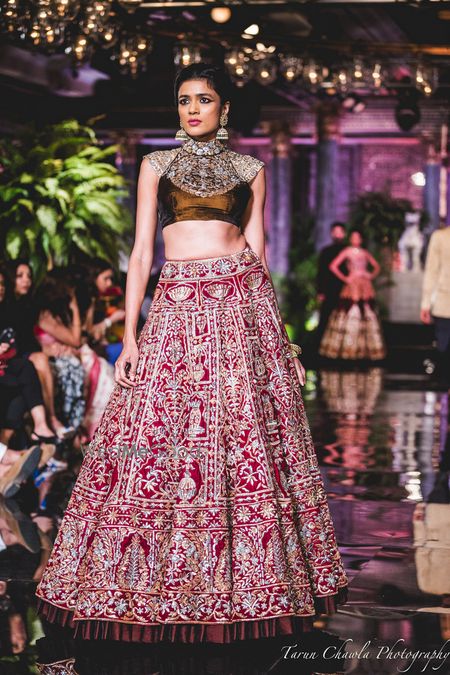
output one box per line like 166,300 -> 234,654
144,143 -> 264,198
35,244 -> 348,631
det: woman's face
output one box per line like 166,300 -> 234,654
350,232 -> 362,247
96,269 -> 114,295
177,78 -> 229,142
15,264 -> 32,296
0,273 -> 5,303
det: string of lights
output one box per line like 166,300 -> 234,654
0,0 -> 443,96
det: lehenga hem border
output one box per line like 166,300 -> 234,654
36,586 -> 347,644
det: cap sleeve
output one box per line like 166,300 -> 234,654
229,152 -> 265,183
143,149 -> 179,177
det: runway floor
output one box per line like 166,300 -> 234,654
0,365 -> 449,674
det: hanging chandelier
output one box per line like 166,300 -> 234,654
223,47 -> 440,100
0,2 -> 442,99
0,0 -> 152,75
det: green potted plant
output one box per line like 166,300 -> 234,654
0,119 -> 131,282
275,212 -> 319,347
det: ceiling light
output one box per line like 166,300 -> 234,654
255,57 -> 277,85
280,54 -> 303,82
210,7 -> 231,24
411,171 -> 426,187
174,43 -> 201,68
243,23 -> 259,36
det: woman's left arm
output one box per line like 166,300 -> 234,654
242,168 -> 305,386
366,251 -> 381,279
241,168 -> 272,280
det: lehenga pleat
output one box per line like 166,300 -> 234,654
35,243 -> 348,643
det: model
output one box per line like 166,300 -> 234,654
35,63 -> 348,643
319,228 -> 386,361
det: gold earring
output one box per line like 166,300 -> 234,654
175,123 -> 189,141
216,111 -> 229,141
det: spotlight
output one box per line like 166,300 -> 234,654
242,23 -> 259,38
411,171 -> 426,187
210,7 -> 231,24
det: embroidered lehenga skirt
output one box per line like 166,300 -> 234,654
35,243 -> 348,643
319,276 -> 386,361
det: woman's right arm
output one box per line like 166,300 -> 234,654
329,248 -> 349,282
115,158 -> 158,388
38,296 -> 82,347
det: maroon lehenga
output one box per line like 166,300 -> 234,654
35,243 -> 348,643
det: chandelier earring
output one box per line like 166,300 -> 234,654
175,122 -> 189,141
216,111 -> 229,141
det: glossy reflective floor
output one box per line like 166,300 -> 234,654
1,365 -> 449,675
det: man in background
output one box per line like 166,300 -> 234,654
421,223 -> 450,384
316,221 -> 347,343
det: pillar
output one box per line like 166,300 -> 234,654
423,138 -> 441,235
268,123 -> 293,276
314,102 -> 341,252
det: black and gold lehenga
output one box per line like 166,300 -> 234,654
35,137 -> 348,644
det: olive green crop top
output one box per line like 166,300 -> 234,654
143,138 -> 265,230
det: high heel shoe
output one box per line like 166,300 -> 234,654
0,446 -> 42,498
0,499 -> 41,553
30,433 -> 62,469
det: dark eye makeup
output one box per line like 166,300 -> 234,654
178,96 -> 213,104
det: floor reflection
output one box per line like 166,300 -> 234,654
0,366 -> 449,674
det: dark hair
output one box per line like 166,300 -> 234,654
349,227 -> 364,241
330,221 -> 346,232
35,274 -> 74,327
65,263 -> 97,322
0,264 -> 13,303
6,258 -> 33,293
174,62 -> 233,106
89,257 -> 114,278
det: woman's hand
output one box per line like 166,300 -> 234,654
109,309 -> 126,324
293,356 -> 306,386
115,340 -> 139,388
0,343 -> 10,355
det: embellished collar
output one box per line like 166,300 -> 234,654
181,137 -> 226,156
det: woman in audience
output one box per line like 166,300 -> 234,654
88,258 -> 125,363
7,260 -> 71,440
34,274 -> 85,433
66,264 -> 116,440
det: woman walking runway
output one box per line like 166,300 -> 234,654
35,63 -> 348,643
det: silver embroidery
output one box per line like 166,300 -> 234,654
143,148 -> 179,177
143,141 -> 264,198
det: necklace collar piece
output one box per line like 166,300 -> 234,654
182,137 -> 225,156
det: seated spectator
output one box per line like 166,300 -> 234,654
34,274 -> 86,434
5,260 -> 72,440
65,264 -> 115,440
87,258 -> 125,364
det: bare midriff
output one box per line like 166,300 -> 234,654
162,219 -> 247,261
